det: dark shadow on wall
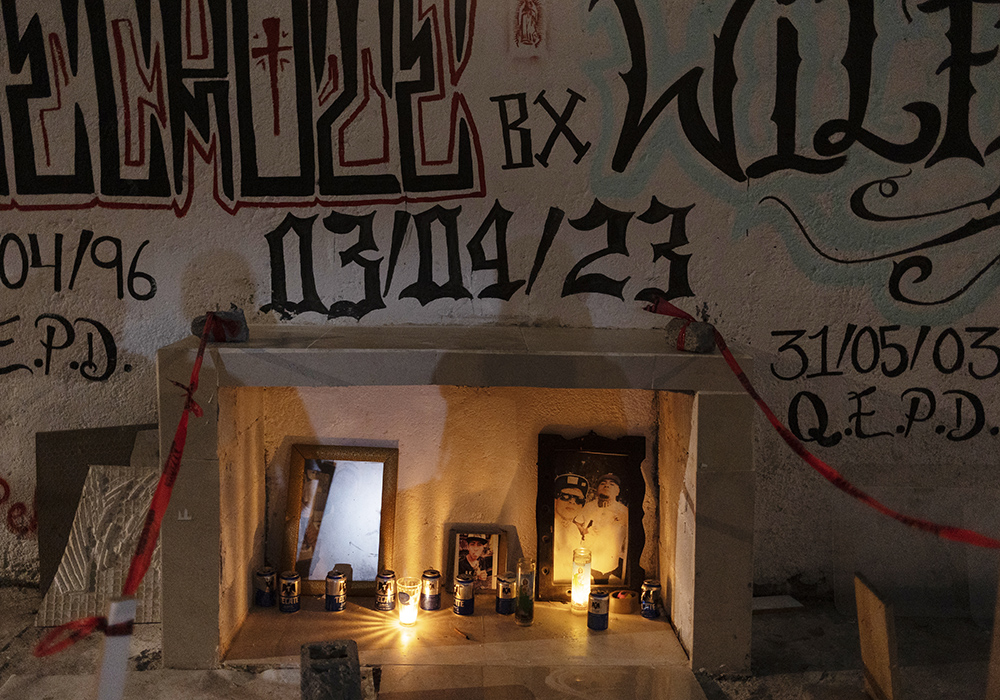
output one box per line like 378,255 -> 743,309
35,424 -> 156,596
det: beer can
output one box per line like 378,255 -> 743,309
279,570 -> 301,613
376,570 -> 397,611
325,569 -> 347,612
254,566 -> 276,607
453,574 -> 475,616
640,579 -> 662,619
495,572 -> 516,615
588,591 -> 610,631
420,569 -> 441,610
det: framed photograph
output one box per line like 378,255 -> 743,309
536,432 -> 646,602
281,445 -> 398,596
447,526 -> 508,593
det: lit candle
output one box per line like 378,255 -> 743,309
571,547 -> 592,612
397,577 -> 420,626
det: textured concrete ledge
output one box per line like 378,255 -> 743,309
158,325 -> 748,392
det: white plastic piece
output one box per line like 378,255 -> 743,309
95,596 -> 137,700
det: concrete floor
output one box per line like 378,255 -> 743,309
3,585 -> 993,699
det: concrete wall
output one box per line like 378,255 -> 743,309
3,0 -> 999,612
255,386 -> 659,581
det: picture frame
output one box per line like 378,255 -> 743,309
536,432 -> 646,602
281,445 -> 398,596
446,526 -> 508,594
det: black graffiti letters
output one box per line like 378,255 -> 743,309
561,199 -> 632,299
788,391 -> 843,447
788,386 -> 992,443
491,94 -> 533,170
0,0 -> 481,209
467,201 -> 526,301
264,197 -> 695,319
770,324 -> 1000,381
591,0 -> 995,180
532,90 -> 592,167
323,210 -> 387,320
491,89 -> 592,169
0,231 -> 155,299
0,313 -> 121,381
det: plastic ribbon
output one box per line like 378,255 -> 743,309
35,313 -> 217,657
646,297 -> 1000,550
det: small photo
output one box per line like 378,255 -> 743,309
449,527 -> 508,593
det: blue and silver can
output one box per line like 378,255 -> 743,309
588,591 -> 610,630
325,569 -> 347,612
420,569 -> 441,610
375,570 -> 397,611
453,574 -> 475,615
495,572 -> 516,615
279,570 -> 301,613
254,566 -> 276,607
640,579 -> 662,619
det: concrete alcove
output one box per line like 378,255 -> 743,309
156,325 -> 753,673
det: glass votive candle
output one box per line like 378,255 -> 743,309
397,577 -> 421,626
515,558 -> 535,626
571,547 -> 592,613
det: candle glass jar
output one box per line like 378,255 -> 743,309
515,558 -> 535,626
570,547 -> 592,613
397,577 -> 421,626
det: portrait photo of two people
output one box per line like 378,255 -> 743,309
536,432 -> 647,601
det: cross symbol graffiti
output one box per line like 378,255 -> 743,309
251,17 -> 292,136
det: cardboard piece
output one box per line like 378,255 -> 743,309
854,574 -> 900,700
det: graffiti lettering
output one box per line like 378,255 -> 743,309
264,197 -> 695,319
0,232 -> 155,299
592,0 -> 993,179
0,313 -> 124,381
771,325 -> 1000,381
0,0 -> 483,212
788,386 -> 994,443
0,477 -> 37,538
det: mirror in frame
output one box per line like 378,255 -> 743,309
282,445 -> 398,596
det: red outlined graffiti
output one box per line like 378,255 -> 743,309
443,0 -> 476,85
0,1 -> 486,215
415,0 -> 478,168
0,477 -> 37,539
338,49 -> 390,167
252,17 -> 293,137
317,55 -> 340,106
112,20 -> 167,168
37,34 -> 71,169
185,0 -> 210,60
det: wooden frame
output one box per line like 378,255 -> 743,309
536,432 -> 646,602
446,526 -> 509,593
282,444 -> 398,596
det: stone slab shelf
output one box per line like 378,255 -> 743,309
227,595 -> 689,668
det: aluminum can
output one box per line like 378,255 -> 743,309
254,566 -> 276,607
640,579 -> 662,619
325,569 -> 347,612
453,573 -> 475,615
588,591 -> 610,631
375,570 -> 397,611
495,572 -> 516,615
278,570 -> 301,613
420,569 -> 441,610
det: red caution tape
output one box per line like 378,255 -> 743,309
646,297 -> 1000,550
35,314 -> 217,657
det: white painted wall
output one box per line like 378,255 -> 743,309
2,0 -> 998,611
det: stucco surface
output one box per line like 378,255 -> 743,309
1,0 -> 998,611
